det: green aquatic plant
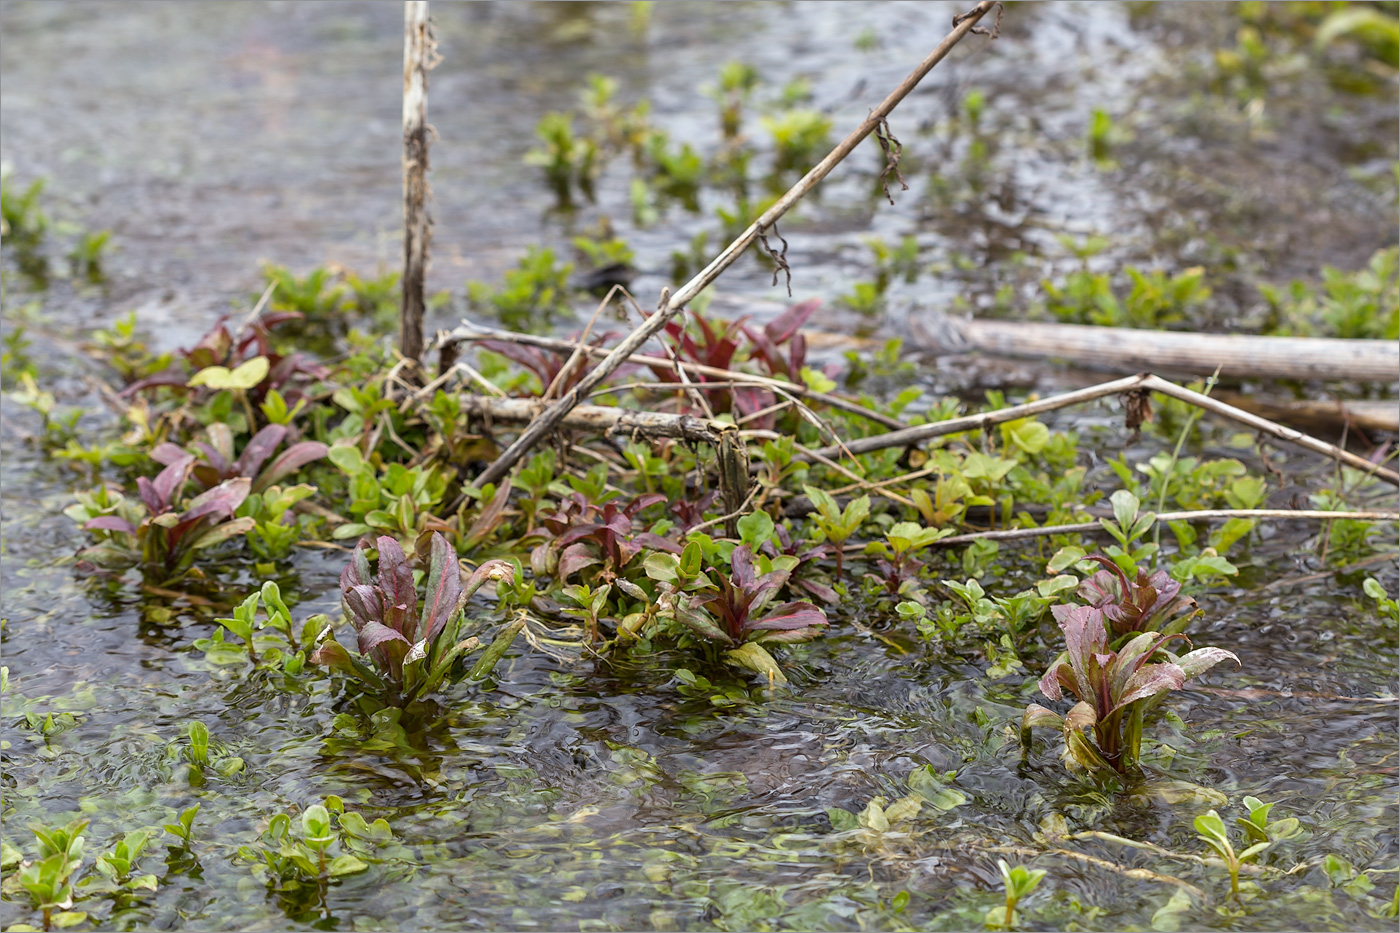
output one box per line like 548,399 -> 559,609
236,797 -> 394,911
0,172 -> 47,243
466,246 -> 576,330
197,580 -> 330,671
524,112 -> 599,202
10,819 -> 88,933
803,487 -> 869,582
1021,605 -> 1240,775
162,804 -> 199,850
991,860 -> 1047,931
1195,808 -> 1272,901
326,443 -> 448,542
309,532 -> 521,705
763,108 -> 832,174
706,60 -> 759,140
67,229 -> 111,281
864,520 -> 954,597
176,719 -> 244,786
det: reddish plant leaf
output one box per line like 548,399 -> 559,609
374,536 -> 418,638
139,454 -> 195,514
343,584 -> 384,631
748,601 -> 828,633
253,440 -> 329,493
83,515 -> 137,535
765,298 -> 821,344
418,532 -> 463,646
235,424 -> 288,480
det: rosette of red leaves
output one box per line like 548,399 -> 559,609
1022,604 -> 1239,775
1072,554 -> 1199,638
310,533 -> 514,704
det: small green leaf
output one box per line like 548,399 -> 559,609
188,356 -> 269,390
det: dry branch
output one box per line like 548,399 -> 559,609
927,508 -> 1400,548
909,313 -> 1400,384
801,372 -> 1400,487
399,1 -> 437,367
439,321 -> 907,429
469,1 -> 1000,488
459,395 -> 732,446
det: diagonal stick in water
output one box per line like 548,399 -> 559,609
471,1 -> 1002,488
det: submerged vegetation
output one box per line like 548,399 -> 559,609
2,2 -> 1397,932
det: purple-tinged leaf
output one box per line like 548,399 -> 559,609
355,619 -> 411,658
622,493 -> 667,520
342,541 -> 374,591
1173,646 -> 1241,680
168,478 -> 251,550
84,515 -> 137,535
1063,701 -> 1098,732
140,454 -> 196,514
309,637 -> 357,673
1038,661 -> 1075,703
186,515 -> 256,551
1111,662 -> 1187,715
673,605 -> 735,645
461,480 -> 512,549
118,367 -> 190,398
418,532 -> 463,646
462,559 -> 514,601
730,545 -> 756,590
204,423 -> 236,468
558,543 -> 601,580
343,584 -> 384,631
632,533 -> 682,554
1021,703 -> 1065,732
795,577 -> 840,605
748,601 -> 827,633
235,424 -> 287,480
1058,605 -> 1106,704
374,536 -> 417,638
764,297 -> 821,345
151,443 -> 190,467
252,440 -> 328,493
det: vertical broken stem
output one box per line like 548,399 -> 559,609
400,0 -> 434,368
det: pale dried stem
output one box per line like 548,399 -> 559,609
441,323 -> 905,429
928,508 -> 1400,548
802,373 -> 1400,487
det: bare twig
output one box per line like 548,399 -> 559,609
438,322 -> 906,429
801,373 -> 1400,487
927,508 -> 1400,548
469,0 -> 1000,488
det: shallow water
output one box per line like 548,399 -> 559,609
2,2 -> 1397,931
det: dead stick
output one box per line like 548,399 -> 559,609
460,395 -> 729,445
802,372 -> 1400,487
399,1 -> 437,367
440,323 -> 906,429
928,508 -> 1400,548
470,2 -> 999,488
